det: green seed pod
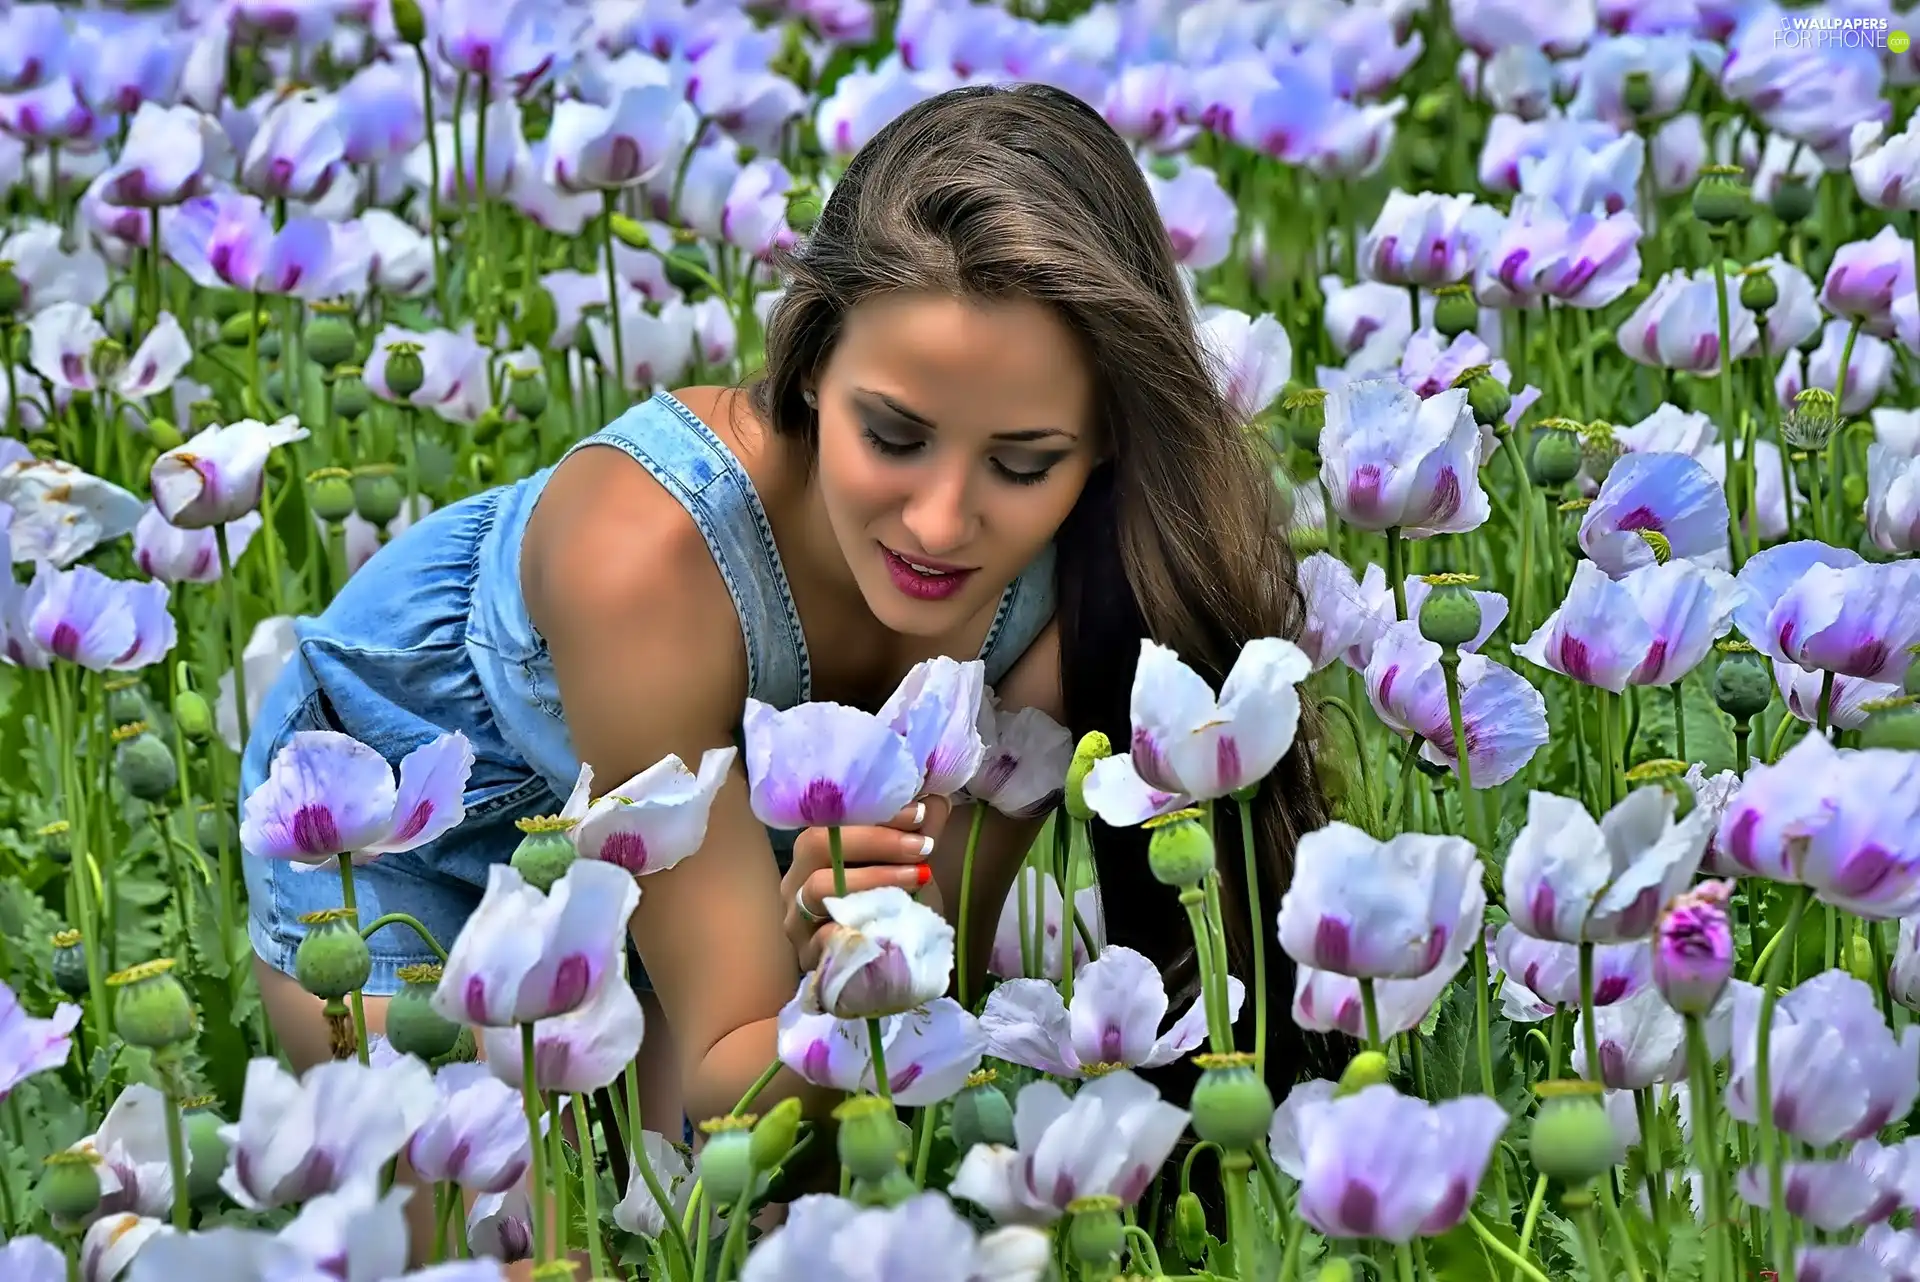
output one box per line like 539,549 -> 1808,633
471,407 -> 504,446
1144,808 -> 1213,888
606,214 -> 653,251
352,467 -> 405,528
1431,284 -> 1478,340
332,367 -> 372,421
113,723 -> 178,804
50,929 -> 89,999
108,958 -> 197,1049
438,1025 -> 479,1065
304,305 -> 357,371
386,962 -> 463,1061
750,1097 -> 803,1172
1336,1050 -> 1391,1097
950,1070 -> 1015,1152
307,467 -> 357,524
382,342 -> 426,400
218,309 -> 264,346
696,1116 -> 759,1205
1173,1189 -> 1209,1263
174,688 -> 214,744
106,680 -> 148,727
1690,164 -> 1751,227
181,1096 -> 231,1201
390,0 -> 426,43
1710,639 -> 1773,721
508,369 -> 549,420
1066,1194 -> 1126,1267
1528,424 -> 1584,488
1738,267 -> 1778,314
1529,1081 -> 1619,1183
1317,1259 -> 1358,1282
1858,697 -> 1920,752
38,1149 -> 104,1221
195,804 -> 234,858
39,820 -> 70,866
784,187 -> 823,235
146,417 -> 183,451
1188,1053 -> 1274,1150
1416,574 -> 1484,650
1771,173 -> 1815,226
834,1095 -> 906,1184
664,243 -> 711,296
1064,730 -> 1111,822
294,908 -> 374,1000
510,816 -> 579,893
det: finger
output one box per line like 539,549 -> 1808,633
832,824 -> 938,866
918,795 -> 953,838
805,862 -> 931,910
879,801 -> 930,831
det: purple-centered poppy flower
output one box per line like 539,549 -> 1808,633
1454,0 -> 1596,57
434,859 -> 639,1028
1361,190 -> 1496,288
241,729 -> 474,866
333,58 -> 428,166
778,992 -> 984,1105
1727,970 -> 1920,1145
1721,19 -> 1890,167
1715,734 -> 1920,917
1579,449 -> 1731,577
1570,34 -> 1706,126
1799,1243 -> 1899,1282
1863,1224 -> 1920,1281
1734,541 -> 1920,684
363,326 -> 492,424
876,656 -> 988,799
1101,61 -> 1197,150
987,868 -> 1104,982
1852,119 -> 1920,212
1474,196 -> 1573,307
0,1239 -> 63,1282
1365,620 -> 1550,787
404,1063 -> 531,1195
1623,560 -> 1744,686
801,887 -> 953,1020
554,748 -> 735,877
742,698 -> 923,830
1820,226 -> 1916,341
79,1212 -> 163,1282
981,945 -> 1239,1079
1516,559 -> 1659,692
949,1071 -> 1189,1226
59,1083 -> 178,1226
814,60 -> 954,161
0,5 -> 64,96
1867,442 -> 1920,554
739,1192 -> 1051,1282
1650,113 -> 1707,194
1775,659 -> 1903,731
686,28 -> 807,153
239,89 -> 345,205
546,84 -> 695,193
1519,132 -> 1643,218
219,1053 -> 438,1209
1491,924 -> 1651,1008
1777,318 -> 1894,417
1318,379 -> 1491,536
1144,159 -> 1237,271
1293,948 -> 1465,1039
0,979 -> 78,1102
164,192 -> 362,298
1285,1084 -> 1508,1241
23,565 -> 174,673
28,305 -> 191,400
1617,267 -> 1761,372
1199,306 -> 1292,421
1653,879 -> 1735,1015
1322,276 -> 1415,359
468,1184 -> 535,1264
588,295 -> 701,396
94,103 -> 215,208
480,965 -> 647,1095
1736,1139 -> 1916,1230
437,0 -> 583,97
1278,823 -> 1485,979
1572,978 -> 1733,1088
1504,786 -> 1712,943
1299,554 -> 1392,673
1481,113 -> 1621,194
715,157 -> 796,262
963,693 -> 1071,820
1468,46 -> 1556,119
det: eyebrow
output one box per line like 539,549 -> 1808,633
856,389 -> 1079,443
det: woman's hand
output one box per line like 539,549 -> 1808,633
781,797 -> 952,969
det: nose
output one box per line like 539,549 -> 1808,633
899,460 -> 979,559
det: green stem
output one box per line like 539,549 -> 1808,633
1711,248 -> 1744,565
828,826 -> 847,897
866,1017 -> 893,1105
359,912 -> 449,961
214,523 -> 251,754
1201,867 -> 1235,1044
1755,885 -> 1811,1282
520,1023 -> 551,1263
1672,682 -> 1689,763
1221,1153 -> 1256,1282
338,855 -> 370,1066
601,190 -> 628,406
1386,527 -> 1407,620
623,1064 -> 695,1276
1180,887 -> 1232,1054
1686,1017 -> 1728,1282
1600,1179 -> 1649,1282
548,1096 -> 570,1260
1236,796 -> 1267,1076
1578,943 -> 1601,1085
1360,977 -> 1383,1049
1439,650 -> 1485,847
410,46 -> 447,320
570,1092 -> 608,1279
954,805 -> 987,1008
1827,319 -> 1861,542
1508,1177 -> 1550,1282
161,1076 -> 191,1229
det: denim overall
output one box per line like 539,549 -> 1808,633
240,390 -> 1056,995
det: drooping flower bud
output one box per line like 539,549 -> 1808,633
1528,1079 -> 1618,1184
696,1115 -> 758,1205
195,804 -> 234,857
1432,284 -> 1478,339
1621,70 -> 1655,118
305,302 -> 357,371
386,962 -> 463,1061
51,930 -> 89,999
294,908 -> 373,1000
1710,639 -> 1773,721
1066,1194 -> 1126,1269
38,1149 -> 104,1221
390,0 -> 426,44
113,722 -> 178,804
833,1095 -> 906,1183
1143,808 -> 1213,888
751,1097 -> 803,1172
1064,731 -> 1111,823
1690,164 -> 1751,227
1174,1189 -> 1209,1262
219,309 -> 265,347
1336,1050 -> 1390,1097
1317,1258 -> 1357,1282
1652,880 -> 1733,1015
1188,1052 -> 1274,1150
146,418 -> 183,451
174,688 -> 214,744
510,815 -> 579,893
950,1069 -> 1015,1152
664,243 -> 712,296
606,214 -> 652,251
1416,573 -> 1483,650
108,958 -> 197,1049
382,342 -> 426,400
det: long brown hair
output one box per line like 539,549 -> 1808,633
748,82 -> 1345,1092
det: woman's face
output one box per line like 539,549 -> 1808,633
813,291 -> 1100,638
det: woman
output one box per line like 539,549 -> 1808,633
240,82 -> 1333,1142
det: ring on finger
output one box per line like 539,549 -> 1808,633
795,884 -> 826,924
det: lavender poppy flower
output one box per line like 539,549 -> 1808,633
740,1193 -> 1051,1282
1278,823 -> 1484,979
1319,379 -> 1491,536
27,304 -> 191,399
363,326 -> 492,424
1516,559 -> 1659,692
778,993 -> 984,1105
949,1071 -> 1189,1226
241,730 -> 473,866
404,1063 -> 532,1194
987,868 -> 1104,981
1862,1224 -> 1920,1280
1504,787 -> 1711,943
554,748 -> 735,877
1799,1243 -> 1898,1282
0,1239 -> 63,1282
1652,880 -> 1735,1015
1820,226 -> 1915,341
1734,541 -> 1920,684
1736,1142 -> 1910,1230
0,980 -> 79,1101
433,859 -> 640,1028
1299,553 -> 1392,672
1776,319 -> 1894,417
1650,114 -> 1706,193
468,1184 -> 535,1263
963,694 -> 1071,820
1867,443 -> 1920,553
1200,306 -> 1292,420
1775,660 -> 1901,731
479,966 -> 647,1094
1617,267 -> 1760,372
1579,450 -> 1730,577
1453,0 -> 1596,58
240,88 -> 345,205
0,458 -> 142,568
218,1054 -> 438,1209
1292,950 -> 1464,1039
981,945 -> 1239,1078
1360,190 -> 1494,288
1322,276 -> 1414,359
1286,1084 -> 1508,1241
60,1084 -> 177,1226
1102,61 -> 1198,150
132,506 -> 261,586
0,5 -> 65,95
23,565 -> 173,674
1621,560 -> 1743,686
80,1213 -> 163,1281
546,84 -> 695,193
1481,113 -> 1620,194
1852,119 -> 1920,212
150,416 -> 309,528
1365,620 -> 1550,787
877,656 -> 988,799
802,887 -> 953,1020
1144,159 -> 1237,272
95,103 -> 214,208
612,1131 -> 703,1241
718,158 -> 796,262
334,59 -> 428,166
1727,971 -> 1920,1145
1491,924 -> 1651,1007
742,698 -> 922,829
1572,979 -> 1732,1088
1570,34 -> 1704,127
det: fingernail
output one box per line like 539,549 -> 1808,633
910,802 -> 927,828
903,834 -> 934,858
916,863 -> 933,886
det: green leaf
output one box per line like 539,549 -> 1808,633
1538,1209 -> 1591,1282
1663,1211 -> 1707,1282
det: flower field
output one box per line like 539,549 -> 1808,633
0,0 -> 1918,1280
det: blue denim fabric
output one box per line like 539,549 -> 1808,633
242,390 -> 1056,996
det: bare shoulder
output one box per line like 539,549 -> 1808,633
994,618 -> 1063,721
